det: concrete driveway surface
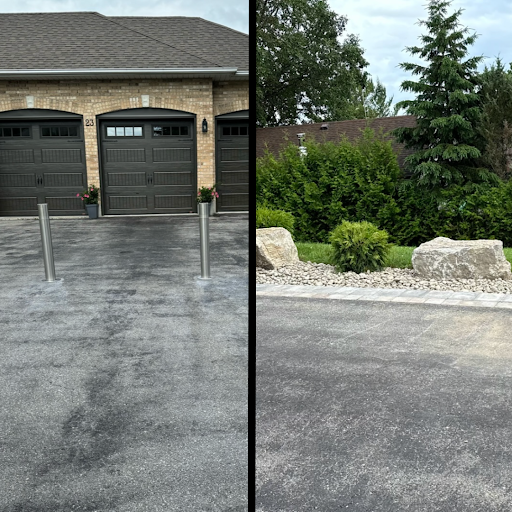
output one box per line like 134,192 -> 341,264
257,294 -> 512,512
0,214 -> 248,512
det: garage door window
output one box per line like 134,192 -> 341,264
222,126 -> 248,136
0,127 -> 30,137
152,125 -> 189,137
41,126 -> 79,137
106,126 -> 143,137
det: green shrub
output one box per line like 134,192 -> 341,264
256,128 -> 403,243
256,207 -> 295,235
298,242 -> 414,268
329,221 -> 392,273
257,127 -> 512,246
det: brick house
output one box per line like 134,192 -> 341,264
0,12 -> 249,216
256,116 -> 417,171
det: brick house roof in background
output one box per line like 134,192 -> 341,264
256,116 -> 417,169
0,12 -> 248,73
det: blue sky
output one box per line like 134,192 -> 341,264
333,0 -> 512,112
0,0 -> 248,34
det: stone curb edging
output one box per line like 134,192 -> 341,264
256,284 -> 512,309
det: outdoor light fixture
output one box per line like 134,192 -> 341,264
202,118 -> 208,133
297,133 -> 307,158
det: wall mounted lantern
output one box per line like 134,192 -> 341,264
202,118 -> 208,133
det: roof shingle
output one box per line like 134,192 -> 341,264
0,12 -> 248,71
110,16 -> 249,72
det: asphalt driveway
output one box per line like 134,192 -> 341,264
257,295 -> 512,512
0,214 -> 248,512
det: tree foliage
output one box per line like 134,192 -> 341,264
350,78 -> 401,119
256,132 -> 512,246
393,0 -> 495,190
256,129 -> 403,242
478,58 -> 512,180
256,0 -> 369,126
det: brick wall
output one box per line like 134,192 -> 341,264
213,81 -> 249,117
0,78 -> 249,190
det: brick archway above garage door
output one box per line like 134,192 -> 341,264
0,109 -> 86,216
98,108 -> 197,215
216,110 -> 249,212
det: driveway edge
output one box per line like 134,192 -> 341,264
256,283 -> 512,309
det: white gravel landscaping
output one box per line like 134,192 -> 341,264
256,260 -> 512,294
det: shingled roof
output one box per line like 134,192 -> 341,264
111,16 -> 248,72
0,12 -> 248,78
256,116 -> 417,170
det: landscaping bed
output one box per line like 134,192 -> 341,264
256,243 -> 512,294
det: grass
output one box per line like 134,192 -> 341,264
385,246 -> 415,269
295,242 -> 333,265
297,242 -> 512,269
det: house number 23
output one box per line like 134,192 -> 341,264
85,119 -> 95,126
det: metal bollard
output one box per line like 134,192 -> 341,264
198,202 -> 211,280
37,203 -> 59,282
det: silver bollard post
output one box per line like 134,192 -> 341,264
198,202 -> 211,280
37,203 -> 59,282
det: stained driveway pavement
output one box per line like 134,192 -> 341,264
257,294 -> 512,512
0,214 -> 248,512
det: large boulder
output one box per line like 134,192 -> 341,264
412,237 -> 512,280
256,227 -> 299,269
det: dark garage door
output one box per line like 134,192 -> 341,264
0,117 -> 86,216
216,114 -> 249,212
100,116 -> 196,215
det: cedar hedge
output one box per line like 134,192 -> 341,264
256,128 -> 512,246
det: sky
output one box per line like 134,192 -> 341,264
333,0 -> 512,113
0,0 -> 248,34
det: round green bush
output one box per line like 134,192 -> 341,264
256,207 -> 294,236
329,220 -> 392,273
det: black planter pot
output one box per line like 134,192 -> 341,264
85,204 -> 99,219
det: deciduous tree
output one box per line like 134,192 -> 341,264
256,0 -> 368,126
351,78 -> 400,119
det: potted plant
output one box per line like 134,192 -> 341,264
77,184 -> 100,219
197,184 -> 219,216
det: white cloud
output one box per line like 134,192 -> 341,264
331,0 -> 512,106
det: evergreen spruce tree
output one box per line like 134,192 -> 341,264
478,58 -> 512,180
393,0 -> 494,190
